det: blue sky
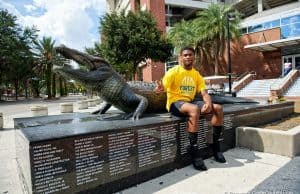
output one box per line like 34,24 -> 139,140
0,0 -> 107,51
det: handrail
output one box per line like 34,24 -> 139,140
269,70 -> 299,97
234,71 -> 256,82
232,71 -> 256,93
270,70 -> 298,90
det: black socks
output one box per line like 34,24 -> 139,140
188,132 -> 198,146
212,126 -> 226,163
187,127 -> 226,169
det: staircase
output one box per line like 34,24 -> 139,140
284,77 -> 300,97
237,79 -> 278,97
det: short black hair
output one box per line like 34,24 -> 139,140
180,46 -> 195,55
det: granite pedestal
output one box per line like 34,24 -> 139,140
14,102 -> 294,194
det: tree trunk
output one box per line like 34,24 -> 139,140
36,88 -> 40,97
63,79 -> 67,96
14,79 -> 18,101
214,42 -> 221,75
194,47 -> 202,71
214,56 -> 219,75
52,73 -> 56,98
25,81 -> 28,99
59,76 -> 63,97
46,63 -> 52,99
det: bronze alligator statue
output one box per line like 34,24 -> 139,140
54,45 -> 257,120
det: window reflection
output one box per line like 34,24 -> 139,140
248,24 -> 263,33
281,23 -> 300,39
243,14 -> 300,39
263,20 -> 280,29
281,14 -> 300,26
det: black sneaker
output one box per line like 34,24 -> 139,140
188,145 -> 207,171
214,152 -> 226,163
192,156 -> 207,171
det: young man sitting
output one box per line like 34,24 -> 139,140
155,46 -> 226,170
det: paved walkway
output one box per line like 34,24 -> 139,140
0,96 -> 299,194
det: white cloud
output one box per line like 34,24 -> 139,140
0,0 -> 23,18
1,0 -> 106,51
24,4 -> 36,13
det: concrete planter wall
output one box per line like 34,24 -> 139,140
30,105 -> 48,116
78,100 -> 89,110
95,97 -> 102,105
236,126 -> 300,157
60,103 -> 73,113
88,99 -> 96,107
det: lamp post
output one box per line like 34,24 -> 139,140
226,14 -> 235,96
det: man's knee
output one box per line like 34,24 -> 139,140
213,104 -> 223,114
185,104 -> 200,117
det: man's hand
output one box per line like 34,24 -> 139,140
201,103 -> 212,114
154,80 -> 164,93
200,89 -> 212,114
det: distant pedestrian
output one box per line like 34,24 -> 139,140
283,62 -> 292,76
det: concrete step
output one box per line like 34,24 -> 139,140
237,79 -> 278,97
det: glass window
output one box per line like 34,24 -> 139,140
166,61 -> 178,71
248,24 -> 263,33
281,14 -> 300,26
241,27 -> 247,34
263,20 -> 280,29
281,23 -> 300,39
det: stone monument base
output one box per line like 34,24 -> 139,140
14,102 -> 294,194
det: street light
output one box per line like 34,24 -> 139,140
226,14 -> 235,96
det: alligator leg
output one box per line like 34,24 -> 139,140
92,102 -> 112,114
124,94 -> 148,120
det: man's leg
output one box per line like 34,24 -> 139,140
176,102 -> 207,171
211,104 -> 226,163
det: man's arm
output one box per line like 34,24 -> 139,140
154,80 -> 164,93
200,89 -> 212,113
154,69 -> 173,93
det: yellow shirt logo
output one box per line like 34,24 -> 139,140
180,76 -> 195,95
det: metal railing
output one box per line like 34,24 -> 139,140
234,71 -> 256,82
270,70 -> 298,90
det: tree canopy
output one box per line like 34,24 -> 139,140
0,9 -> 38,99
168,4 -> 241,75
99,10 -> 173,78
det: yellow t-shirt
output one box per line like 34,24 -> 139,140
162,65 -> 206,111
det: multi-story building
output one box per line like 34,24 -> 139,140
106,0 -> 300,80
236,0 -> 300,79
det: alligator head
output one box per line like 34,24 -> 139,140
53,45 -> 115,89
55,45 -> 108,70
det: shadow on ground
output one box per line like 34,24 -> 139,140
121,149 -> 262,194
250,157 -> 300,193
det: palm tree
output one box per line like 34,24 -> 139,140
168,4 -> 241,75
167,20 -> 197,54
194,4 -> 241,75
34,36 -> 56,99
